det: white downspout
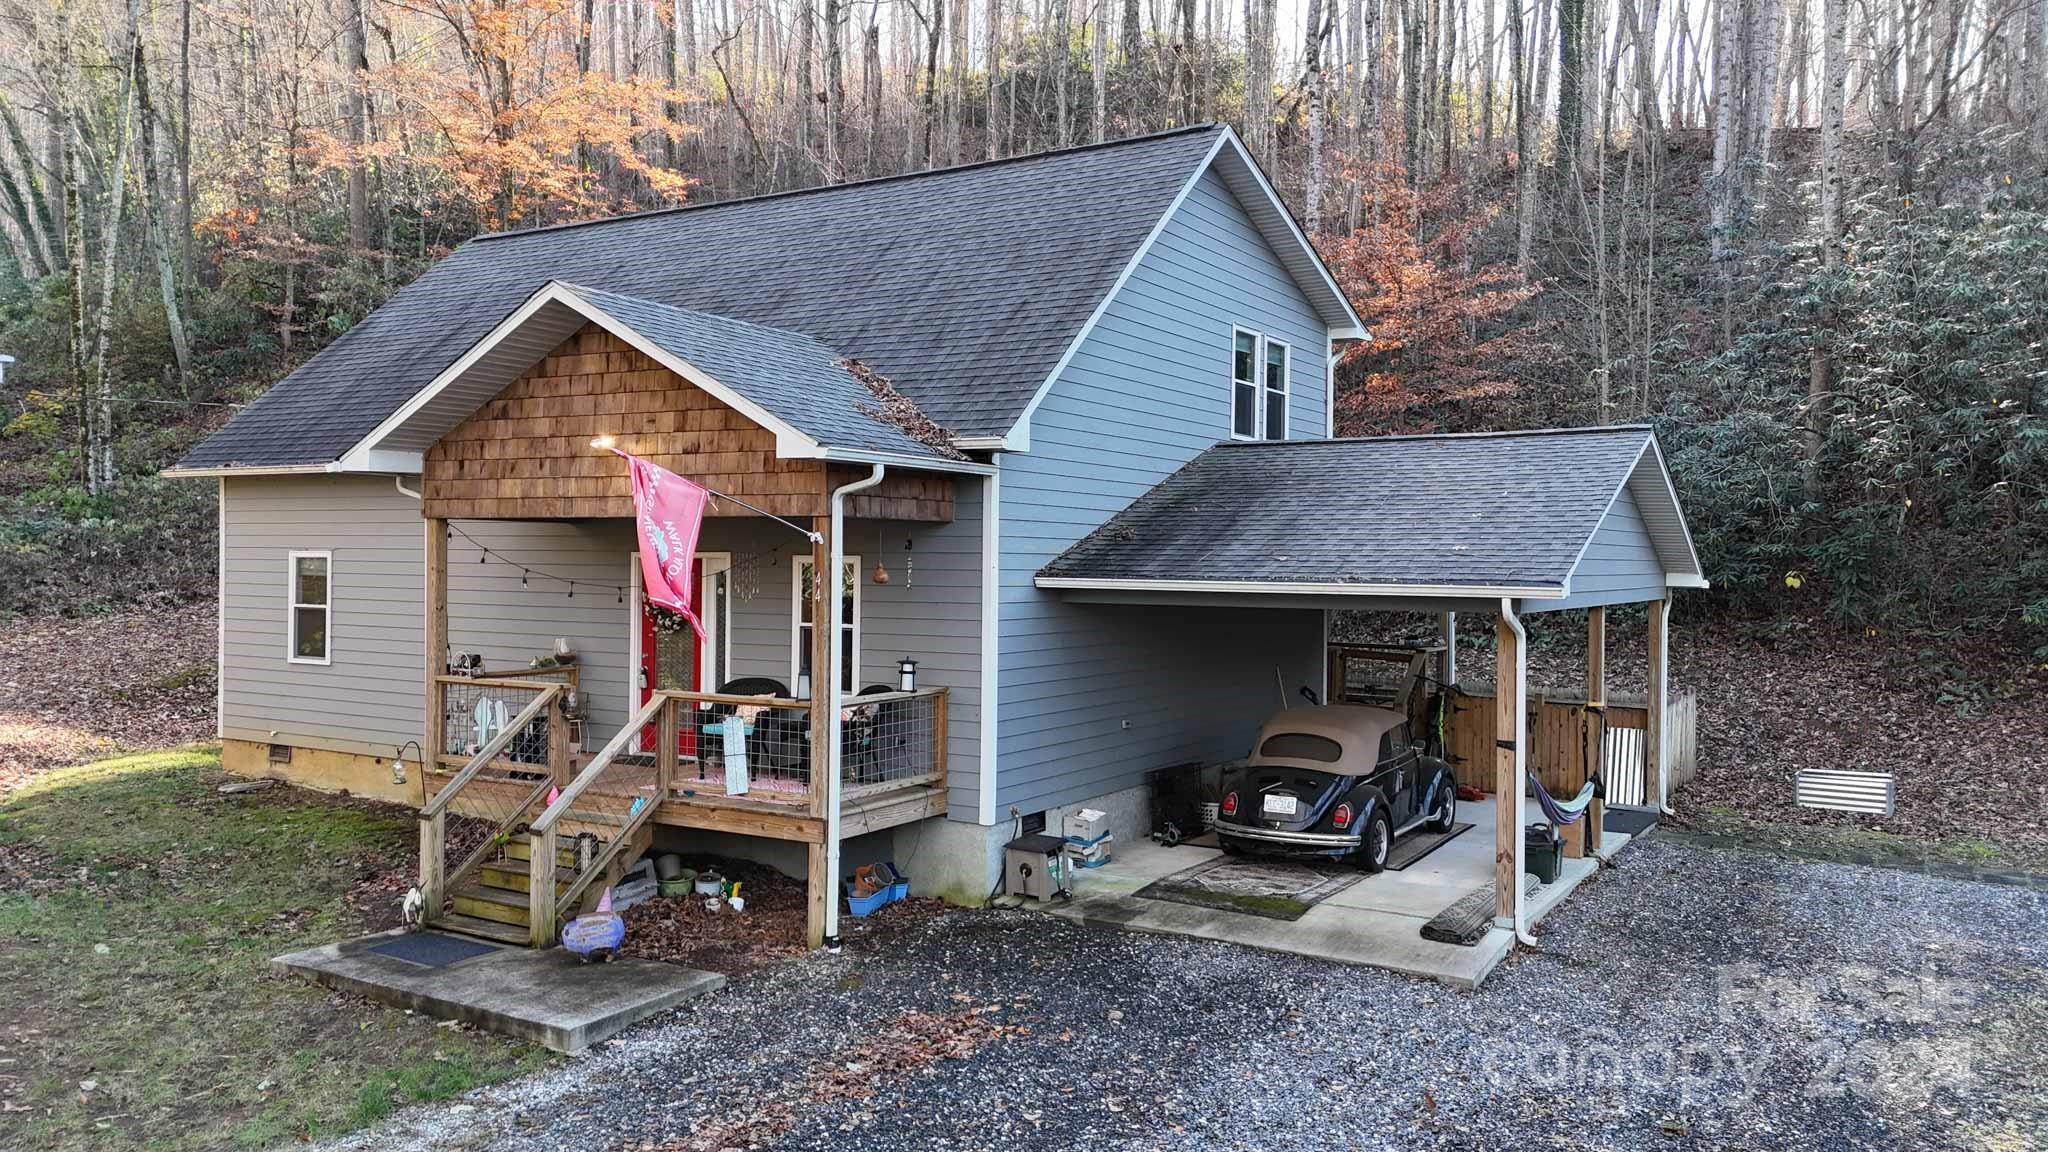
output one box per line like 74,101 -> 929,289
1656,597 -> 1675,817
1500,598 -> 1537,947
822,463 -> 886,948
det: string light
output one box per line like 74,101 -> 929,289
446,523 -> 630,601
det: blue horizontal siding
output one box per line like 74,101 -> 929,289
995,165 -> 1332,816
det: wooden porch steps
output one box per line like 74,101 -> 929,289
435,822 -> 653,946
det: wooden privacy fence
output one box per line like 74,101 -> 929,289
1444,684 -> 1699,813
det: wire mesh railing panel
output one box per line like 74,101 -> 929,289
669,693 -> 815,804
844,688 -> 943,793
421,680 -> 563,916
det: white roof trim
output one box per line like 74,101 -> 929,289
1557,432 -> 1706,591
160,463 -> 338,479
336,281 -> 822,472
1000,125 -> 1368,453
1035,575 -> 1566,599
330,281 -> 991,477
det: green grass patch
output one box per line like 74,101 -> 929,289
0,748 -> 549,1151
1685,807 -> 2048,873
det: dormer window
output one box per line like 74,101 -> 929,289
1231,327 -> 1289,440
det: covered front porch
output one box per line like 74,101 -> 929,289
380,300 -> 992,951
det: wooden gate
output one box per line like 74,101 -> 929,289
1441,684 -> 1696,853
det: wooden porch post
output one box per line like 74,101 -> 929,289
424,517 -> 448,784
1647,598 -> 1668,812
805,514 -> 832,950
1583,607 -> 1606,855
1493,612 -> 1520,920
656,694 -> 676,798
420,517 -> 449,915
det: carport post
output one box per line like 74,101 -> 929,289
1648,598 -> 1671,815
1492,604 -> 1528,940
1582,607 -> 1605,858
1438,612 -> 1456,688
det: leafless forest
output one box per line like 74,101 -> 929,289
0,0 -> 2045,638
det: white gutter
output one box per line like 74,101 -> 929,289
162,463 -> 334,479
1500,598 -> 1537,947
822,463 -> 887,948
393,476 -> 422,500
1036,575 -> 1566,600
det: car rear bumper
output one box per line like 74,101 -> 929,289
1214,820 -> 1361,849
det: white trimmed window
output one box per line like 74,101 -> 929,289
1231,328 -> 1290,441
791,556 -> 860,695
287,551 -> 332,664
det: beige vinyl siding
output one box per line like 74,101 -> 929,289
220,475 -> 985,820
220,474 -> 425,758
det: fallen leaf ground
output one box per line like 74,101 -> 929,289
0,607 -> 217,795
0,749 -> 548,1151
1338,608 -> 2048,867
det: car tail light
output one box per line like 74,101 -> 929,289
1332,802 -> 1354,829
1221,792 -> 1238,817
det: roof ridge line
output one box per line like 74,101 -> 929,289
473,123 -> 1228,244
1215,425 -> 1653,447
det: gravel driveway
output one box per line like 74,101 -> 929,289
325,835 -> 2047,1151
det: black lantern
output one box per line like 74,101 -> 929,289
898,658 -> 919,692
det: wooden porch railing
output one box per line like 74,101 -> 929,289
417,681 -> 566,920
643,686 -> 950,806
527,693 -> 666,947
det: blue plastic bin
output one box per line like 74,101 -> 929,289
843,861 -> 910,917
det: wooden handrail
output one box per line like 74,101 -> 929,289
431,674 -> 569,692
531,692 -> 667,834
652,688 -> 809,709
552,789 -> 660,917
421,683 -> 562,818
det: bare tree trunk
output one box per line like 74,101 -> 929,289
1807,0 -> 1845,477
88,0 -> 145,491
179,0 -> 193,289
1177,0 -> 1197,124
986,0 -> 1002,157
1511,0 -> 1536,271
920,0 -> 943,164
1481,0 -> 1497,155
864,19 -> 882,170
797,0 -> 816,172
1709,0 -> 1741,343
133,44 -> 193,386
1305,0 -> 1328,234
1093,0 -> 1108,141
2028,0 -> 2048,151
344,0 -> 371,250
1055,0 -> 1071,145
0,98 -> 58,276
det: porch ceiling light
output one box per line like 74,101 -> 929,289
589,434 -> 617,450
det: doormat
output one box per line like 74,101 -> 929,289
1603,806 -> 1659,836
1419,886 -> 1497,946
1386,822 -> 1472,871
367,931 -> 502,968
1135,857 -> 1361,921
1420,875 -> 1540,946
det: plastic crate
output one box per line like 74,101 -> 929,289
843,861 -> 910,917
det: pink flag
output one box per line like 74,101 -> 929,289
618,451 -> 708,640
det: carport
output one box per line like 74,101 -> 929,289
1031,426 -> 1704,974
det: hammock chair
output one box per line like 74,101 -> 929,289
1529,771 -> 1604,827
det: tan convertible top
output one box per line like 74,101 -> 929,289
1250,705 -> 1405,775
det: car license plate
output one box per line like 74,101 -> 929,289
1262,793 -> 1298,817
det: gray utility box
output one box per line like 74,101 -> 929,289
1003,834 -> 1071,901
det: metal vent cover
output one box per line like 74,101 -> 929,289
1794,770 -> 1896,816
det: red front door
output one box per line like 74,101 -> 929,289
638,557 -> 702,757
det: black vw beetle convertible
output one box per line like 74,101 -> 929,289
1214,704 -> 1457,872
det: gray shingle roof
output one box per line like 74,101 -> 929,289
563,285 -> 952,460
1036,428 -> 1658,590
178,125 -> 1229,470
